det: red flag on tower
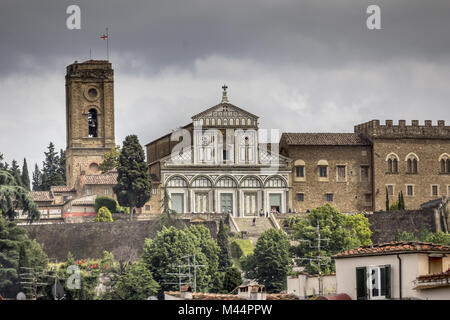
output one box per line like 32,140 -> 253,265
100,28 -> 109,61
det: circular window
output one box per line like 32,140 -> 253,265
88,88 -> 98,99
89,163 -> 99,173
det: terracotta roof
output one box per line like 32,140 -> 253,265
266,293 -> 299,300
29,191 -> 53,202
333,241 -> 450,258
282,133 -> 371,146
164,291 -> 245,300
84,173 -> 118,185
50,186 -> 76,193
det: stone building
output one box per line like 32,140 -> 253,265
279,133 -> 373,213
65,60 -> 115,187
355,120 -> 450,211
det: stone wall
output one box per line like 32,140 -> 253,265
24,218 -> 218,261
366,208 -> 438,244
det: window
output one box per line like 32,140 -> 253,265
356,265 -> 391,300
406,153 -> 419,174
432,185 -> 439,197
364,193 -> 372,203
361,166 -> 370,181
104,188 -> 110,195
152,188 -> 158,195
88,108 -> 98,138
337,165 -> 346,181
439,154 -> 450,173
86,188 -> 92,195
386,153 -> 399,174
145,205 -> 150,211
296,166 -> 305,178
319,166 -> 327,178
326,193 -> 333,202
297,193 -> 304,202
407,185 -> 414,196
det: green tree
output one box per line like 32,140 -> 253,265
222,267 -> 242,293
41,142 -> 64,190
99,145 -> 121,173
0,170 -> 40,222
21,158 -> 30,191
113,135 -> 151,220
32,164 -> 43,191
9,160 -> 22,187
395,230 -> 450,245
103,260 -> 159,300
0,216 -> 48,297
58,149 -> 66,185
142,226 -> 215,293
217,220 -> 231,272
385,187 -> 390,211
94,197 -> 117,213
291,204 -> 372,274
156,187 -> 179,229
241,229 -> 291,293
0,153 -> 9,171
95,206 -> 113,222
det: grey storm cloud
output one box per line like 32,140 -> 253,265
0,0 -> 449,176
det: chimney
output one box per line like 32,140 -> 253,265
180,286 -> 193,300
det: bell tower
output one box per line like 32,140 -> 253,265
65,60 -> 115,187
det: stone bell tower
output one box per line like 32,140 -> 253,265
65,60 -> 115,187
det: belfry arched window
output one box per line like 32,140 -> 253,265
88,108 -> 98,138
386,153 -> 399,174
406,153 -> 419,174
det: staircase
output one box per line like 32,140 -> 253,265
233,217 -> 276,244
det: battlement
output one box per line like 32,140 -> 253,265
354,120 -> 450,139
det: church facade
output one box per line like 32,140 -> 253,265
145,87 -> 292,217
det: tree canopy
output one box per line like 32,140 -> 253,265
113,135 -> 151,218
291,204 -> 372,274
99,145 -> 121,173
241,229 -> 291,293
0,170 -> 40,222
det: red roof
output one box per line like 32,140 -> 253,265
282,133 -> 371,146
334,241 -> 450,258
29,191 -> 53,202
84,173 -> 118,185
50,186 -> 76,193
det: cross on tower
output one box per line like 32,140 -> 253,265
221,84 -> 229,103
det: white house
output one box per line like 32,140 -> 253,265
333,241 -> 450,300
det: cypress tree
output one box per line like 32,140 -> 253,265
113,135 -> 151,220
32,164 -> 43,191
385,187 -> 390,211
59,149 -> 66,185
217,220 -> 232,272
9,160 -> 22,187
21,158 -> 30,191
41,142 -> 64,190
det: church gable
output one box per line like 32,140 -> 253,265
191,85 -> 258,128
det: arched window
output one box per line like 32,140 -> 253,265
166,176 -> 188,188
88,108 -> 98,137
216,176 -> 237,188
240,176 -> 261,188
405,153 -> 419,174
265,176 -> 287,188
386,153 -> 399,174
191,176 -> 212,188
439,154 -> 450,173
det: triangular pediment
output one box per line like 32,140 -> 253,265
192,102 -> 258,121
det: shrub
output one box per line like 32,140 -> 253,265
94,196 -> 117,213
95,206 -> 113,222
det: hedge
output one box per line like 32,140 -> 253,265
94,196 -> 117,213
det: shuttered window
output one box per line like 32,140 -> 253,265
356,267 -> 367,300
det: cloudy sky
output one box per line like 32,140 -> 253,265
0,0 -> 449,173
